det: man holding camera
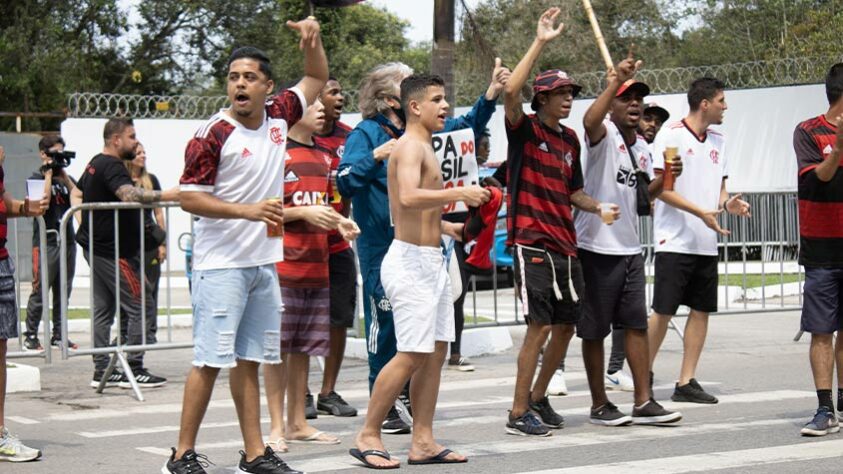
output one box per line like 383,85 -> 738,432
22,136 -> 78,351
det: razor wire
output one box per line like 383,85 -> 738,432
67,56 -> 832,119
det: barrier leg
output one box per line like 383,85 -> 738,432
116,350 -> 145,402
668,319 -> 685,342
793,330 -> 804,342
95,353 -> 120,394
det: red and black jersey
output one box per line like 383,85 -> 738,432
275,140 -> 332,288
795,114 -> 843,267
0,167 -> 7,260
313,121 -> 352,254
504,114 -> 583,256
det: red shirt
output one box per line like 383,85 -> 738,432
504,114 -> 584,257
0,167 -> 7,260
275,140 -> 332,288
313,121 -> 352,254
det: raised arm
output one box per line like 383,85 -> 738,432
504,7 -> 565,125
287,17 -> 328,105
583,52 -> 642,144
446,59 -> 510,136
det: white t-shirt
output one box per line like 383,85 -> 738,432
652,119 -> 728,256
180,88 -> 306,270
576,120 -> 652,255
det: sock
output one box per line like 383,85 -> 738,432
607,369 -> 618,375
462,186 -> 504,274
818,389 -> 834,411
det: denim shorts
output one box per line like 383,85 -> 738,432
191,264 -> 282,368
0,258 -> 17,340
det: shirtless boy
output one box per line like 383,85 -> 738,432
349,74 -> 489,469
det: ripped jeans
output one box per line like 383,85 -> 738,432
191,264 -> 283,368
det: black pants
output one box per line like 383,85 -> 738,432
608,329 -> 625,373
24,242 -> 76,339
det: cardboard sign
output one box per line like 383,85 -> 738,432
433,128 -> 479,214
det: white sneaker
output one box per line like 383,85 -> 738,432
448,357 -> 475,372
0,427 -> 41,462
605,370 -> 635,392
547,369 -> 568,396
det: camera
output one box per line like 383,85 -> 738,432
43,150 -> 75,171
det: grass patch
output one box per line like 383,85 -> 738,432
646,273 -> 801,289
19,307 -> 193,321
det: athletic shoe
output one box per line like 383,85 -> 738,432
529,396 -> 565,428
90,370 -> 126,388
317,391 -> 357,417
382,406 -> 411,434
605,370 -> 634,392
590,402 -> 633,426
238,446 -> 301,473
671,378 -> 718,404
50,336 -> 78,350
162,448 -> 212,473
304,393 -> 317,420
0,427 -> 41,462
22,335 -> 43,352
632,398 -> 682,424
506,411 -> 551,437
448,357 -> 475,372
546,369 -> 568,396
801,407 -> 840,437
397,389 -> 413,420
120,368 -> 167,389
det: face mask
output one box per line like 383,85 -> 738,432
392,105 -> 406,125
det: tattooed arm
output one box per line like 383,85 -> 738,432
115,184 -> 179,203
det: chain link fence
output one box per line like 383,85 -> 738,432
67,56 -> 833,119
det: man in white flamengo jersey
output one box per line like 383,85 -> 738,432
577,51 -> 682,427
647,77 -> 750,405
163,16 -> 327,474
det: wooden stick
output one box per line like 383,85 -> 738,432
581,0 -> 613,70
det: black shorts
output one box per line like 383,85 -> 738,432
577,249 -> 647,340
329,248 -> 358,328
801,267 -> 843,334
652,252 -> 718,315
513,245 -> 583,326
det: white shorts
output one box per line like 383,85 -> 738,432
381,240 -> 455,353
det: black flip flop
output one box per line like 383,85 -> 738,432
349,448 -> 400,470
407,448 -> 468,465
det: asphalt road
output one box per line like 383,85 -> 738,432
5,310 -> 839,473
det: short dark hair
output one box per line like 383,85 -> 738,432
38,135 -> 65,153
687,77 -> 726,111
826,63 -> 843,105
228,46 -> 272,80
103,118 -> 134,142
400,74 -> 445,110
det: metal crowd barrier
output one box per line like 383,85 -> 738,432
7,216 -> 54,362
59,201 -> 182,401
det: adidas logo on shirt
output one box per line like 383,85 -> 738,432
284,170 -> 299,183
538,142 -> 549,152
241,147 -> 252,159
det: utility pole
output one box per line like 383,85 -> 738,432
432,0 -> 455,114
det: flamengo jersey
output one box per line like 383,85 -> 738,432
794,114 -> 843,267
576,120 -> 652,255
275,141 -> 331,288
180,87 -> 305,270
652,119 -> 728,256
313,121 -> 352,254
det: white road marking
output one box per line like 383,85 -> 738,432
6,416 -> 40,425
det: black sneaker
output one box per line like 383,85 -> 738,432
506,411 -> 551,437
528,396 -> 564,428
50,336 -> 78,350
162,448 -> 212,473
381,406 -> 411,434
22,335 -> 43,352
398,388 -> 413,420
305,393 -> 317,420
120,368 -> 167,389
632,398 -> 682,424
317,391 -> 358,417
671,378 -> 718,404
90,370 -> 126,388
590,402 -> 633,426
239,446 -> 302,474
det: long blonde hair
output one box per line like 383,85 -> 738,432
357,62 -> 413,119
125,144 -> 154,190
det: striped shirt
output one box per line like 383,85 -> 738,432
275,140 -> 331,288
313,121 -> 352,254
0,167 -> 7,260
504,114 -> 583,256
795,114 -> 843,267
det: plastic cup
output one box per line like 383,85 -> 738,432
663,146 -> 678,191
26,179 -> 45,214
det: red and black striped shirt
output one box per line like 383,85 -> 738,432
313,121 -> 352,254
0,167 -> 7,260
795,114 -> 843,267
504,114 -> 583,256
275,140 -> 332,288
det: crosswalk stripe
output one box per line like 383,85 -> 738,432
522,438 -> 843,473
6,416 -> 40,425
